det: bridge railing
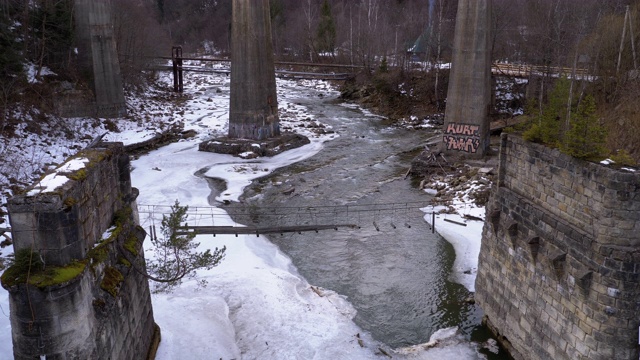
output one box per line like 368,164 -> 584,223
136,201 -> 438,235
492,62 -> 591,79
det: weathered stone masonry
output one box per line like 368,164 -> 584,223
2,143 -> 159,359
476,134 -> 640,360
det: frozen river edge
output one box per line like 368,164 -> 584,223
0,71 -> 490,359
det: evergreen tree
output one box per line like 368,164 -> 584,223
147,200 -> 226,293
524,77 -> 608,160
316,0 -> 336,55
524,77 -> 570,146
379,56 -> 388,73
31,0 -> 74,73
0,12 -> 24,79
563,94 -> 607,159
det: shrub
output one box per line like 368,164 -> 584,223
379,56 -> 389,73
610,149 -> 637,167
522,123 -> 543,142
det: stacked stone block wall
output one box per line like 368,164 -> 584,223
3,143 -> 158,359
8,143 -> 132,266
475,134 -> 640,360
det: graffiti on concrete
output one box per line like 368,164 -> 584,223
443,123 -> 480,153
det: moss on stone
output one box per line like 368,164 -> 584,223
63,196 -> 77,207
92,298 -> 106,309
72,149 -> 110,169
1,252 -> 87,289
0,249 -> 43,288
88,243 -> 110,270
123,234 -> 139,256
28,261 -> 87,288
67,168 -> 87,181
87,206 -> 134,273
63,148 -> 112,182
1,203 -> 136,290
113,206 -> 132,227
118,257 -> 131,267
100,266 -> 124,297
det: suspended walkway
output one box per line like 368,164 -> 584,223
137,201 -> 444,239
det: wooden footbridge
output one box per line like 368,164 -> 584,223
158,54 -> 590,80
156,50 -> 593,93
492,62 -> 591,80
155,54 -> 361,88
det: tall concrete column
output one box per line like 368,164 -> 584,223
74,0 -> 127,118
442,0 -> 492,157
229,0 -> 279,140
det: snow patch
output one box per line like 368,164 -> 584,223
26,157 -> 90,196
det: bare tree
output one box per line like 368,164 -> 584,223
303,0 -> 317,61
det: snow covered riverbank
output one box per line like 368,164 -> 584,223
422,175 -> 490,293
0,68 -> 489,359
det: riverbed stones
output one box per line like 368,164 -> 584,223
199,133 -> 310,158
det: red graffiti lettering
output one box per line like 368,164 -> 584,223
445,123 -> 480,136
443,135 -> 480,153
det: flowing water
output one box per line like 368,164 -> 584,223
211,83 -> 498,353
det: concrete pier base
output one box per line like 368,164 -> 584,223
442,0 -> 492,157
74,0 -> 127,118
229,0 -> 279,139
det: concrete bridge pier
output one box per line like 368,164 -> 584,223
229,0 -> 279,140
442,0 -> 492,157
74,0 -> 127,118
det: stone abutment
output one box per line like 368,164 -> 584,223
476,134 -> 640,360
2,143 -> 159,359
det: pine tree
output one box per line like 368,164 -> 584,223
524,77 -> 570,146
379,56 -> 388,73
316,0 -> 336,55
523,77 -> 608,160
563,94 -> 607,159
147,200 -> 226,293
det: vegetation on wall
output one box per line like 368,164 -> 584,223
523,78 -> 607,160
1,248 -> 86,289
523,78 -> 569,146
562,95 -> 607,159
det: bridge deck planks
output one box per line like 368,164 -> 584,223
175,224 -> 358,236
